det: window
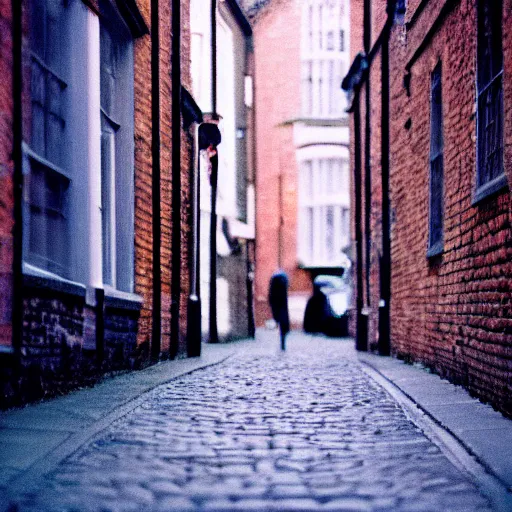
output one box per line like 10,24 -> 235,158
326,31 -> 334,51
301,0 -> 347,118
298,158 -> 350,266
301,61 -> 313,116
428,62 -> 444,257
475,0 -> 506,202
24,0 -> 136,293
99,0 -> 135,292
25,0 -> 70,276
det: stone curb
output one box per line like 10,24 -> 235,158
359,352 -> 512,511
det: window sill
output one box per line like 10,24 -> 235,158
23,263 -> 86,297
281,117 -> 350,127
426,241 -> 443,259
473,174 -> 509,206
104,286 -> 143,311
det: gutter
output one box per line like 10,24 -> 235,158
151,0 -> 161,360
341,0 -> 398,353
224,0 -> 252,36
170,0 -> 182,359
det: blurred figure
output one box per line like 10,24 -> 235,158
269,271 -> 290,351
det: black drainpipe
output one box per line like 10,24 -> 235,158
209,0 -> 219,343
170,0 -> 181,359
379,20 -> 391,356
151,0 -> 161,360
363,0 -> 372,308
12,0 -> 23,356
353,93 -> 367,351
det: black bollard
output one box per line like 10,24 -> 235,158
269,271 -> 290,351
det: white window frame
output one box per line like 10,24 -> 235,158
99,6 -> 135,293
298,155 -> 350,267
23,0 -> 135,295
301,0 -> 350,118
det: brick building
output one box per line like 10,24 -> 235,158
0,0 -> 201,407
344,0 -> 512,415
245,0 -> 352,328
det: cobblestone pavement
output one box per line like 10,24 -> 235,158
9,334 -> 492,511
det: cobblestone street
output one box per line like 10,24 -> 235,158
8,334 -> 494,511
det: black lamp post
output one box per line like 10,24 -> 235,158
182,87 -> 204,357
208,0 -> 220,343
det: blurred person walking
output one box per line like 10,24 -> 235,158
269,270 -> 290,351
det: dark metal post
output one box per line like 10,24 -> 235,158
150,0 -> 161,360
170,0 -> 182,359
209,152 -> 219,343
95,288 -> 105,366
187,123 -> 202,357
246,243 -> 255,338
353,93 -> 367,351
363,0 -> 372,305
209,0 -> 219,343
379,24 -> 391,356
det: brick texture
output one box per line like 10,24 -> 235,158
0,0 -> 195,406
350,0 -> 512,416
133,0 -> 192,357
252,0 -> 308,326
0,0 -> 14,348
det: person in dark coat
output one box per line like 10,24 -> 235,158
269,270 -> 290,350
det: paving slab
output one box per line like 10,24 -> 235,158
0,428 -> 70,470
460,428 -> 512,486
360,351 -> 512,491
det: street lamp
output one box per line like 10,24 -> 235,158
199,119 -> 221,344
208,0 -> 219,343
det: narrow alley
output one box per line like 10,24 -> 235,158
2,332 -> 509,512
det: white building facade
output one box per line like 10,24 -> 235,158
296,0 -> 351,271
190,0 -> 255,339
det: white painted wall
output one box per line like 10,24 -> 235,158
190,1 -> 252,338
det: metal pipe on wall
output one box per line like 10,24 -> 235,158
209,0 -> 219,343
150,0 -> 162,360
170,0 -> 182,359
187,122 -> 202,357
353,93 -> 367,352
379,22 -> 391,356
363,0 -> 372,310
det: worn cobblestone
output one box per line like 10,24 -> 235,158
8,336 -> 492,511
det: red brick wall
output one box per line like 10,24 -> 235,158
350,0 -> 364,61
390,0 -> 512,415
133,0 -> 153,351
252,0 -> 303,325
133,0 -> 192,356
350,0 -> 512,415
371,0 -> 387,45
159,0 -> 173,354
179,0 -> 192,352
0,0 -> 14,348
